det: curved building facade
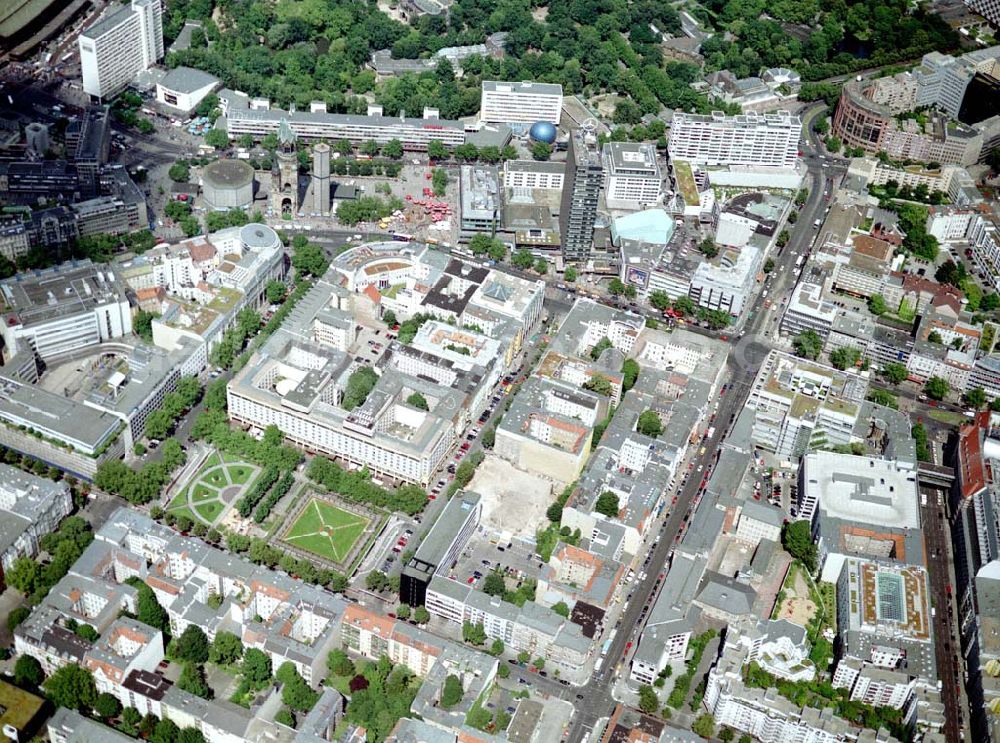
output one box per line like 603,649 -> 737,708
832,82 -> 892,153
833,81 -> 984,165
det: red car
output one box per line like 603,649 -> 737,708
428,494 -> 437,500
467,576 -> 475,584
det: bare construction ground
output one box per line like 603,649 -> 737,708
467,456 -> 555,539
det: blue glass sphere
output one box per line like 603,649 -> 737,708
528,121 -> 557,144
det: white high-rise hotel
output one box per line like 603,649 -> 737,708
79,0 -> 164,100
668,111 -> 802,168
480,81 -> 563,125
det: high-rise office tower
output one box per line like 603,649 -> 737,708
312,143 -> 331,215
559,130 -> 603,263
78,0 -> 163,101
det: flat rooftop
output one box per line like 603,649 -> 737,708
409,492 -> 480,571
804,451 -> 920,530
482,80 -> 563,96
0,260 -> 126,328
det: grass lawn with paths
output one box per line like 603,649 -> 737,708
284,499 -> 369,563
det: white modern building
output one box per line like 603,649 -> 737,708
668,111 -> 801,168
423,574 -> 591,679
79,0 -> 164,100
480,81 -> 563,125
705,627 -> 883,743
688,244 -> 762,316
799,451 -> 922,582
602,142 -> 662,210
0,260 -> 132,364
155,67 -> 220,113
832,558 -> 940,727
746,351 -> 868,460
734,500 -> 783,547
502,160 -> 565,191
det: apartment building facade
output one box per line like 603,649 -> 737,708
79,0 -> 163,100
480,81 -> 563,125
602,142 -> 662,209
668,111 -> 801,168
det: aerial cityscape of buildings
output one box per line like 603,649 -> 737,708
3,1 -> 1000,742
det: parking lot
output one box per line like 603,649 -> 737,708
448,527 -> 546,590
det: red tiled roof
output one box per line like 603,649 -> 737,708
957,412 -> 988,499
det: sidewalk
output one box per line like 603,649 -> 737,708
161,442 -> 210,506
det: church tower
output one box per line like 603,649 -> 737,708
271,118 -> 298,216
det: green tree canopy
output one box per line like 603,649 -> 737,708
637,410 -> 663,437
342,366 -> 379,410
829,347 -> 861,371
406,392 -> 429,410
169,161 -> 191,182
594,491 -> 620,518
209,631 -> 244,666
327,649 -> 355,678
590,337 -> 613,361
638,684 -> 659,714
482,571 -> 506,597
867,294 -> 887,316
204,129 -> 229,149
242,648 -> 272,689
649,290 -> 671,310
781,521 -> 817,572
14,655 -> 44,688
441,674 -> 464,708
511,249 -> 534,270
622,359 -> 640,392
964,387 -> 988,410
879,362 -> 908,385
793,330 -> 823,360
530,141 -> 552,160
95,691 -> 122,719
462,621 -> 487,646
44,664 -> 97,712
924,376 -> 950,401
583,374 -> 612,396
177,662 -> 212,699
692,714 -> 716,738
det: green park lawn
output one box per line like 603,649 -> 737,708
284,499 -> 369,563
229,465 -> 254,485
194,500 -> 224,523
205,470 -> 228,487
191,484 -> 218,502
